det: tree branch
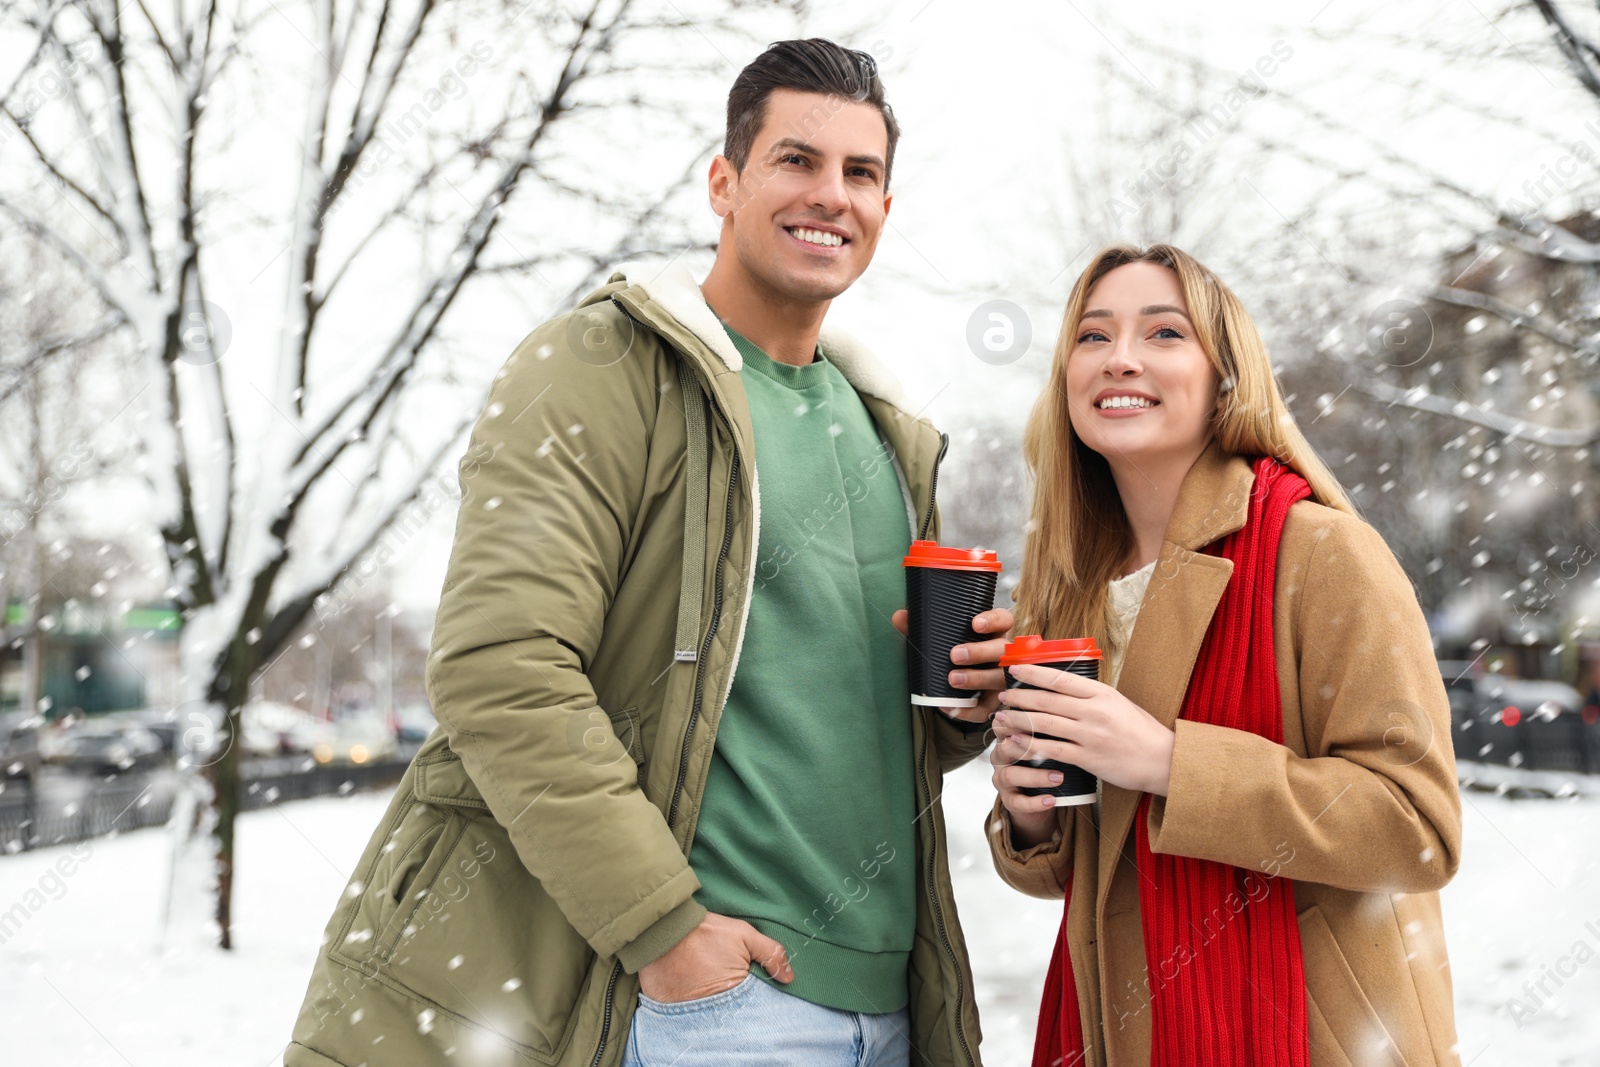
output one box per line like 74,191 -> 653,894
1355,378 -> 1600,446
1531,0 -> 1600,98
1425,281 -> 1600,357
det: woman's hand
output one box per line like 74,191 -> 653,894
994,662 -> 1176,797
990,723 -> 1068,848
889,608 -> 1014,725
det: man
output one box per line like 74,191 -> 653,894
284,38 -> 1011,1067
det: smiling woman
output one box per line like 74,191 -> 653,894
988,244 -> 1464,1067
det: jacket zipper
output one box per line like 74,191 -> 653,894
667,445 -> 739,831
912,427 -> 975,1065
916,711 -> 977,1067
590,298 -> 742,1067
588,961 -> 622,1067
919,432 -> 949,541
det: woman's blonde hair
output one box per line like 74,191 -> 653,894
1011,243 -> 1355,647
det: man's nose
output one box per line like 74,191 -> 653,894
807,166 -> 851,215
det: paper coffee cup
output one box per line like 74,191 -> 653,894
1000,635 -> 1102,806
902,540 -> 1002,708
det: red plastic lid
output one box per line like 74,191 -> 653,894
902,540 -> 1002,572
999,635 -> 1102,666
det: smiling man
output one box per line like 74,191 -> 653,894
283,37 -> 1005,1067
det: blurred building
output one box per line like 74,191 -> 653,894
0,599 -> 181,716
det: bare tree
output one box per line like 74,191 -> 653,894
0,0 -> 803,947
0,239 -> 135,719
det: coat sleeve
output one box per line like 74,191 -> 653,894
1144,512 -> 1463,893
426,313 -> 705,971
986,795 -> 1076,899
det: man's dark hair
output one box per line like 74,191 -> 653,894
724,38 -> 899,189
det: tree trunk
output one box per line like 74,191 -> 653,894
203,640 -> 253,949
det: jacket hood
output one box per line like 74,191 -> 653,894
607,260 -> 915,413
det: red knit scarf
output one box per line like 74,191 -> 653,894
1032,456 -> 1311,1067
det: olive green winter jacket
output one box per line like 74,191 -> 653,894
282,262 -> 990,1067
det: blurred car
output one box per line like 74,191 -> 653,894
0,712 -> 44,781
121,708 -> 181,754
394,702 -> 437,743
1474,676 -> 1582,721
242,700 -> 319,756
99,708 -> 183,754
302,715 -> 397,766
50,719 -> 166,774
1439,661 -> 1584,725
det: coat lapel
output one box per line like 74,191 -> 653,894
1095,441 -> 1258,913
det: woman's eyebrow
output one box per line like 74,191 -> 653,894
1141,304 -> 1192,321
1080,305 -> 1192,321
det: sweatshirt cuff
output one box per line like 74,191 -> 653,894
615,897 -> 707,974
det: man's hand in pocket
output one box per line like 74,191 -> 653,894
637,912 -> 794,1003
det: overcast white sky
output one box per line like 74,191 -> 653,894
371,0 -> 1596,613
7,0 -> 1583,616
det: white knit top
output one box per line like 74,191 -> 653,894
1104,559 -> 1156,687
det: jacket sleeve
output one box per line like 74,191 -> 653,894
1144,513 -> 1463,893
932,711 -> 994,773
426,313 -> 705,971
986,795 -> 1076,899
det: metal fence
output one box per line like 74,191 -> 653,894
0,752 -> 413,854
0,776 -> 171,851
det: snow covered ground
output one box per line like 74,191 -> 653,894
2,763 -> 1596,1066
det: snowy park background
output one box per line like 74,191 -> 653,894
2,765 -> 1599,1066
6,0 -> 1600,1063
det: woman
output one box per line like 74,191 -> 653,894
987,244 -> 1462,1066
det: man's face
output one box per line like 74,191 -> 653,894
709,89 -> 893,303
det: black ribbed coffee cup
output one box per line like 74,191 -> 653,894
903,541 -> 1002,708
1001,636 -> 1102,806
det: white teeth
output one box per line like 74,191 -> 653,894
1097,395 -> 1156,409
790,227 -> 844,248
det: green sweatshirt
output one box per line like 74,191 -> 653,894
688,323 -> 918,1014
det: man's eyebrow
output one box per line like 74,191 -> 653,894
766,139 -> 885,171
844,153 -> 886,170
767,138 -> 820,156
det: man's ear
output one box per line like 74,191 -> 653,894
882,190 -> 892,219
707,155 -> 737,218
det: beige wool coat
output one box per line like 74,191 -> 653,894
990,440 -> 1463,1067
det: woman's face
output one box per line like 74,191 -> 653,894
1065,261 -> 1221,471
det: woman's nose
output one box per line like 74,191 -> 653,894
1105,342 -> 1142,376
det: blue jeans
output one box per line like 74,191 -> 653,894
621,973 -> 912,1067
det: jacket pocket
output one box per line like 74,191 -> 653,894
334,750 -> 598,1064
375,806 -> 465,957
607,705 -> 644,768
1297,905 -> 1409,1067
330,800 -> 458,964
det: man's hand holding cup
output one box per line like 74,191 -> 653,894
890,607 -> 1014,726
